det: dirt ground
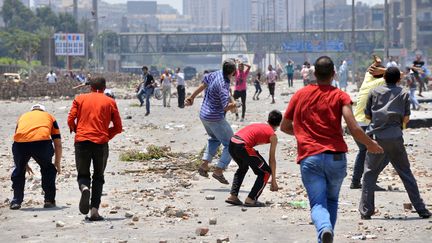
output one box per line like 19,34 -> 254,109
0,80 -> 431,243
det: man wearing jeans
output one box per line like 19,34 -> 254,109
68,77 -> 122,221
136,66 -> 155,116
281,56 -> 383,243
185,60 -> 237,184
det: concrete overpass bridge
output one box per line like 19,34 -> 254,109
107,29 -> 385,70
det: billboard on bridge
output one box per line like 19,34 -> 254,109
282,40 -> 345,52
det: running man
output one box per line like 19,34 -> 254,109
281,56 -> 383,243
266,64 -> 277,104
233,62 -> 251,122
68,77 -> 122,221
136,66 -> 155,116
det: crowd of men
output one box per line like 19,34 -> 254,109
8,54 -> 431,243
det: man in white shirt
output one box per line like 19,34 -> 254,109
173,68 -> 186,108
160,69 -> 172,107
266,65 -> 277,104
46,71 -> 57,84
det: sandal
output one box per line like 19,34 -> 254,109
244,201 -> 266,207
198,167 -> 209,177
85,215 -> 105,221
212,173 -> 229,185
79,187 -> 90,214
225,198 -> 243,206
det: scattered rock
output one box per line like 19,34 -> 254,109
125,211 -> 134,218
351,235 -> 366,240
241,208 -> 247,212
132,216 -> 139,222
209,218 -> 217,225
217,237 -> 230,243
281,215 -> 289,220
56,221 -> 65,228
205,195 -> 215,200
21,235 -> 29,239
195,227 -> 209,236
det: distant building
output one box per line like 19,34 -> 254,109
157,4 -> 178,15
183,0 -> 230,31
127,1 -> 157,15
389,0 -> 432,50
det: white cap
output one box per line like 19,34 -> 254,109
31,104 -> 46,111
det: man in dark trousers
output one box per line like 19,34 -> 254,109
359,67 -> 431,220
68,77 -> 122,221
10,104 -> 62,210
173,67 -> 186,108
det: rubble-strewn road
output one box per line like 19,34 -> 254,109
0,82 -> 431,243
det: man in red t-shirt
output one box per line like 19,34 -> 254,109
68,77 -> 122,221
225,110 -> 281,207
280,56 -> 383,243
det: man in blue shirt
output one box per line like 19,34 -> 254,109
185,59 -> 237,184
285,60 -> 295,87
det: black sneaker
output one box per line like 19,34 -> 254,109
145,112 -> 150,116
350,182 -> 362,189
79,186 -> 90,214
320,229 -> 333,243
374,185 -> 386,191
418,210 -> 431,219
10,202 -> 21,210
44,200 -> 56,208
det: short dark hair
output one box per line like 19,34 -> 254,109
142,66 -> 148,71
314,56 -> 335,81
90,77 -> 106,91
384,67 -> 401,84
268,110 -> 282,127
222,59 -> 236,77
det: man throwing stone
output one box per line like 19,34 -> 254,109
185,59 -> 237,184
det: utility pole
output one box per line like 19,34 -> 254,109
323,0 -> 326,52
351,0 -> 357,87
73,0 -> 78,22
384,0 -> 389,59
286,0 -> 289,32
303,0 -> 307,60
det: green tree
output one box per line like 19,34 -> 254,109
0,29 -> 40,64
36,6 -> 59,29
1,0 -> 40,32
57,12 -> 78,33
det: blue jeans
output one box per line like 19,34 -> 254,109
137,87 -> 154,113
200,118 -> 233,169
409,88 -> 419,110
300,152 -> 347,242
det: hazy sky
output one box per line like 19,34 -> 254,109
105,0 -> 386,15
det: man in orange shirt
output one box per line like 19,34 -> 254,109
10,104 -> 62,210
68,77 -> 122,221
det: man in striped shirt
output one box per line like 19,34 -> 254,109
185,59 -> 237,184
